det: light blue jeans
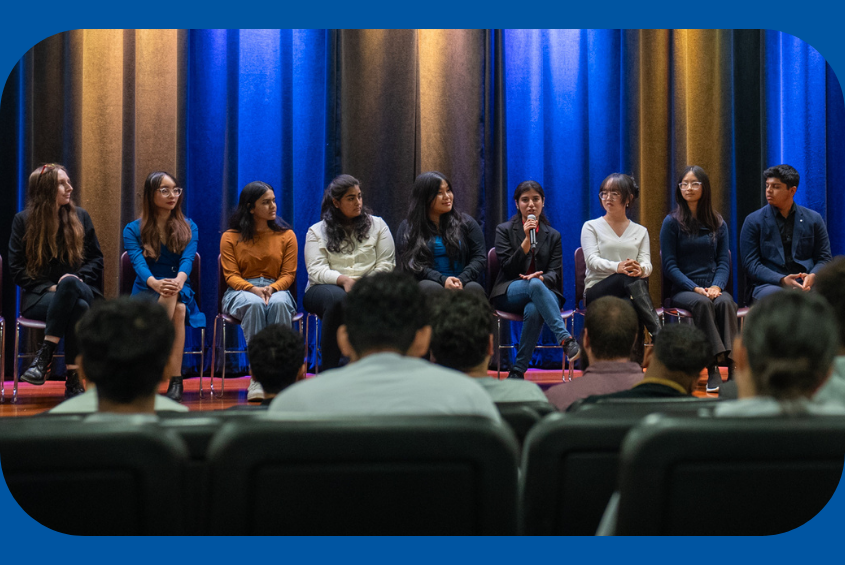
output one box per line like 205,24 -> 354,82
222,277 -> 296,344
493,278 -> 571,373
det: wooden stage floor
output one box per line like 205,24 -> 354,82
0,367 -> 723,417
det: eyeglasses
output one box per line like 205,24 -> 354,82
157,187 -> 183,197
599,191 -> 622,201
679,182 -> 703,189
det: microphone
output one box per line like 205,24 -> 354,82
528,214 -> 537,250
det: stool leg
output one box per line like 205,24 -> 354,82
496,317 -> 502,379
198,327 -> 206,399
218,322 -> 226,399
0,321 -> 5,403
209,317 -> 218,397
13,322 -> 21,404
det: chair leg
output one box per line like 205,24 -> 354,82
13,321 -> 21,404
0,321 -> 5,403
209,317 -> 218,398
303,314 -> 309,375
313,315 -> 321,376
198,327 -> 206,399
218,322 -> 226,399
496,317 -> 502,379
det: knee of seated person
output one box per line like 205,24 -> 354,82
527,277 -> 545,291
58,276 -> 85,293
174,302 -> 187,321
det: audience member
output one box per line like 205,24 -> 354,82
716,291 -> 844,416
247,324 -> 306,405
50,297 -> 184,414
429,291 -> 548,402
813,257 -> 845,405
545,297 -> 643,410
577,324 -> 712,407
270,271 -> 499,420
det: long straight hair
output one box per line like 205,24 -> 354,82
227,181 -> 290,243
399,171 -> 464,273
23,164 -> 85,278
139,171 -> 192,260
672,165 -> 723,236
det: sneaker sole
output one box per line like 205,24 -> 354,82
706,386 -> 720,393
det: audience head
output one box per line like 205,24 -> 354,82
429,291 -> 493,374
338,271 -> 430,360
814,257 -> 845,351
599,173 -> 639,215
736,292 -> 837,400
583,297 -> 639,362
320,174 -> 372,254
228,180 -> 289,242
512,180 -> 549,224
646,324 -> 712,393
76,297 -> 174,410
248,324 -> 306,396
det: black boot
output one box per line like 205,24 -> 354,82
165,377 -> 183,402
21,340 -> 57,385
64,369 -> 85,399
628,279 -> 662,338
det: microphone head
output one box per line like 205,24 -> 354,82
528,214 -> 536,221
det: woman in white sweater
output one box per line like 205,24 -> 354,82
304,174 -> 396,370
580,173 -> 661,341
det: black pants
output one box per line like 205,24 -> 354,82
21,277 -> 94,362
671,291 -> 738,359
418,280 -> 486,298
303,284 -> 347,370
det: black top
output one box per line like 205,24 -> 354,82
579,382 -> 691,406
8,208 -> 104,312
773,203 -> 802,274
394,213 -> 487,286
490,217 -> 563,302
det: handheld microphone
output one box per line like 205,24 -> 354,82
528,214 -> 537,249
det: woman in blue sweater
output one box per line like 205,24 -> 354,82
660,166 -> 737,392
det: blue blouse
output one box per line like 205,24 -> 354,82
123,218 -> 206,328
431,236 -> 465,278
660,215 -> 730,295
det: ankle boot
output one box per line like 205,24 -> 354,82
64,370 -> 85,399
706,364 -> 722,393
165,377 -> 183,402
628,279 -> 662,338
21,340 -> 57,385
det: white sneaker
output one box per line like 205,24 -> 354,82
247,378 -> 265,402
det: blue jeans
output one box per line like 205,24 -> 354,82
493,278 -> 571,373
222,277 -> 296,344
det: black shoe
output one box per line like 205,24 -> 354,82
563,337 -> 581,361
628,279 -> 662,338
706,365 -> 722,393
507,370 -> 524,380
21,341 -> 57,385
165,377 -> 183,402
64,370 -> 85,399
726,360 -> 735,382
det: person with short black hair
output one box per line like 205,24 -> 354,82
578,324 -> 712,407
740,164 -> 831,304
429,291 -> 548,402
716,291 -> 843,416
813,257 -> 845,405
49,297 -> 184,414
545,297 -> 644,410
270,271 -> 499,420
247,324 -> 306,405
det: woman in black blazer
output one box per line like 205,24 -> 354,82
396,171 -> 486,297
491,180 -> 579,379
8,164 -> 104,398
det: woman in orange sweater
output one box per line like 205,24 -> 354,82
220,181 -> 298,401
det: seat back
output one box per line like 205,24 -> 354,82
120,251 -> 202,308
207,416 -> 519,535
486,247 -> 500,295
0,418 -> 189,535
616,414 -> 845,535
574,247 -> 586,309
494,403 -> 547,449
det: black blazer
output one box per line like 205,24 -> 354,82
395,213 -> 487,286
8,208 -> 104,313
490,216 -> 563,303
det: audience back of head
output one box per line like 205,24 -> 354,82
76,297 -> 174,406
429,291 -> 492,372
248,324 -> 305,395
649,324 -> 712,391
814,256 -> 845,351
342,271 -> 430,357
584,296 -> 639,361
741,291 -> 838,399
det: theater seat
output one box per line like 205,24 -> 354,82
0,419 -> 189,535
206,416 -> 519,535
616,414 -> 845,535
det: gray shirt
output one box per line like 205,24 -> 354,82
269,352 -> 500,422
474,377 -> 550,403
813,356 -> 845,406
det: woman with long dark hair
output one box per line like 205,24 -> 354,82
490,180 -> 579,380
8,164 -> 103,398
580,173 -> 661,357
396,171 -> 486,296
220,181 -> 298,401
304,174 -> 395,370
123,171 -> 205,402
660,165 -> 737,392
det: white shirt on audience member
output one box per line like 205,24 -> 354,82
269,352 -> 501,422
474,377 -> 550,403
581,217 -> 652,290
